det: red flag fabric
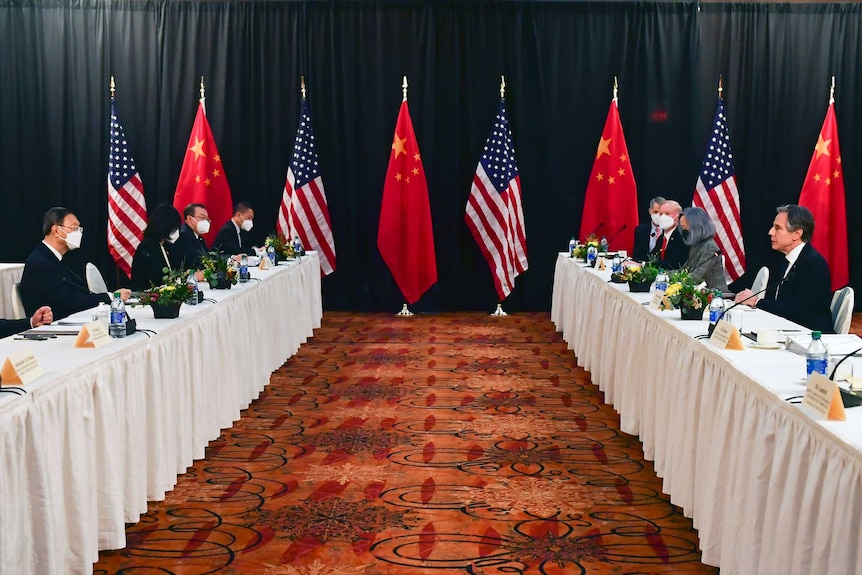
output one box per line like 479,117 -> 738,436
108,97 -> 147,278
579,99 -> 638,253
465,99 -> 528,300
377,100 -> 437,304
798,102 -> 849,291
693,96 -> 746,282
173,101 -> 233,247
278,97 -> 336,275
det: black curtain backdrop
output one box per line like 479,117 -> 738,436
1,0 -> 859,312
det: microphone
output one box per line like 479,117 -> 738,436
604,225 -> 628,248
686,249 -> 722,275
829,346 -> 862,381
706,271 -> 793,337
587,222 -> 605,237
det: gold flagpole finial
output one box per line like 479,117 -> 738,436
301,75 -> 307,99
110,75 -> 116,98
200,76 -> 206,101
402,76 -> 408,101
829,75 -> 835,105
613,76 -> 619,102
500,75 -> 506,99
718,75 -> 723,97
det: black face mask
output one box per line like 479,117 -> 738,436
681,229 -> 691,243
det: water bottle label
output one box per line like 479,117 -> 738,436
110,311 -> 124,323
806,358 -> 828,376
709,310 -> 721,323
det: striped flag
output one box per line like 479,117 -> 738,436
277,97 -> 335,275
465,99 -> 528,300
693,96 -> 746,282
108,97 -> 147,278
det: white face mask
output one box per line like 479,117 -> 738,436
650,213 -> 661,226
657,214 -> 675,231
167,229 -> 180,244
63,229 -> 83,250
195,219 -> 210,235
240,219 -> 253,232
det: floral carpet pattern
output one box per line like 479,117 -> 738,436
95,313 -> 718,575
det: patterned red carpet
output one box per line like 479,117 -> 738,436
95,312 -> 718,575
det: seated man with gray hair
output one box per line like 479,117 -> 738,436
632,196 -> 665,262
734,204 -> 832,333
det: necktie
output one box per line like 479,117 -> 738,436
775,259 -> 789,299
661,235 -> 668,260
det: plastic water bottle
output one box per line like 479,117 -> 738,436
599,236 -> 609,253
568,237 -> 577,258
708,294 -> 725,326
612,255 -> 622,274
186,272 -> 199,305
109,291 -> 126,338
239,255 -> 249,283
654,270 -> 668,293
806,331 -> 828,378
293,236 -> 305,257
267,245 -> 277,266
586,245 -> 598,266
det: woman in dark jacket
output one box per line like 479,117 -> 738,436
130,204 -> 183,290
679,206 -> 728,291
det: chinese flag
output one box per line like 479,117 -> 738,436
579,98 -> 638,253
173,101 -> 233,247
798,102 -> 849,291
377,100 -> 437,304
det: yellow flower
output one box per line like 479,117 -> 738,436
664,283 -> 682,297
628,265 -> 641,273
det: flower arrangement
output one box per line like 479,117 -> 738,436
572,234 -> 600,259
617,261 -> 658,284
264,233 -> 296,260
662,270 -> 719,311
201,250 -> 238,287
138,267 -> 195,306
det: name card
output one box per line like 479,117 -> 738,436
0,349 -> 44,385
649,290 -> 668,310
73,321 -> 112,349
802,372 -> 846,421
709,319 -> 745,350
596,257 -> 606,271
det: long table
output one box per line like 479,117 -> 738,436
551,254 -> 862,575
0,254 -> 322,575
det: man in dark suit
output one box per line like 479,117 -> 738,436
734,204 -> 833,333
632,196 -> 665,262
172,203 -> 211,273
0,307 -> 54,339
213,200 -> 257,257
18,207 -> 131,320
653,200 -> 689,270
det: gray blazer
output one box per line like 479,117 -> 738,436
684,238 -> 727,291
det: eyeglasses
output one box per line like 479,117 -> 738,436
58,224 -> 84,233
192,216 -> 210,222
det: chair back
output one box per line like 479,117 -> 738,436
10,282 -> 26,320
751,266 -> 769,294
86,262 -> 109,295
831,286 -> 855,335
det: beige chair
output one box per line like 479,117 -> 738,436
751,266 -> 769,295
830,287 -> 855,335
86,262 -> 110,296
10,282 -> 26,320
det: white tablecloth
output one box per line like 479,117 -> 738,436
0,263 -> 25,319
0,253 -> 322,575
551,254 -> 862,575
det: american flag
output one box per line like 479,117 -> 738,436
278,98 -> 335,275
693,96 -> 746,282
108,98 -> 147,278
465,100 -> 528,300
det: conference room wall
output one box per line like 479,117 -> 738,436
0,0 -> 858,312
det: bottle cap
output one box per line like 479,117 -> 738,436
812,331 -> 822,339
